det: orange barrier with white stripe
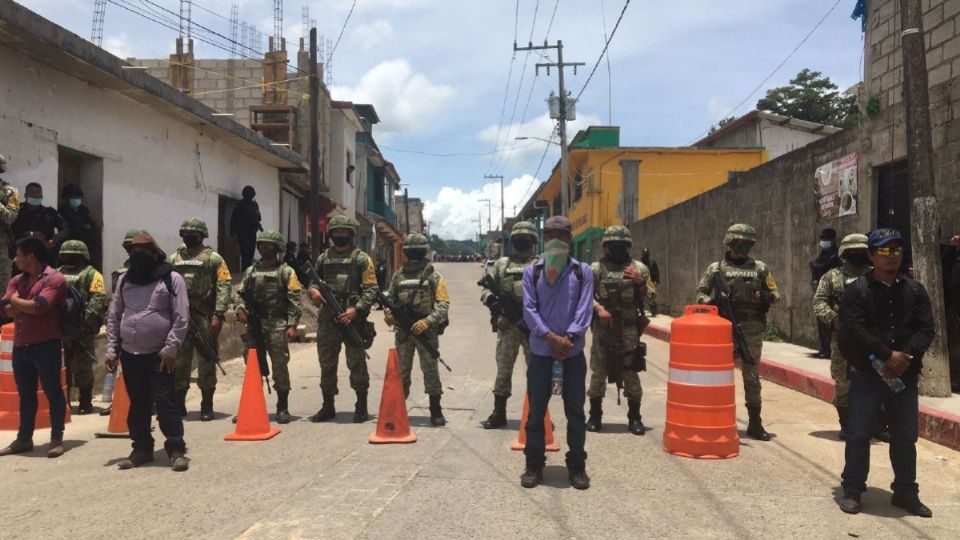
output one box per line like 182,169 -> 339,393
663,305 -> 738,459
0,323 -> 71,431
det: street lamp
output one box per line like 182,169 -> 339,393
515,135 -> 560,145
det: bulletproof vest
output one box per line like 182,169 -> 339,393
172,247 -> 215,309
0,182 -> 15,232
396,261 -> 434,317
719,259 -> 765,317
250,263 -> 287,320
60,266 -> 94,303
501,255 -> 536,300
595,260 -> 643,352
320,248 -> 360,304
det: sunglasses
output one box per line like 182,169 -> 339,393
874,246 -> 903,257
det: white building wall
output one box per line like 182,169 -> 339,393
327,109 -> 359,220
757,119 -> 834,159
0,43 -> 282,287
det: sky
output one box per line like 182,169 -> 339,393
18,0 -> 865,240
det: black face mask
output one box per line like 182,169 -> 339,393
258,246 -> 279,260
61,256 -> 84,269
405,249 -> 427,261
511,237 -> 533,252
606,242 -> 631,263
844,251 -> 870,267
182,236 -> 202,249
128,252 -> 160,284
331,236 -> 351,248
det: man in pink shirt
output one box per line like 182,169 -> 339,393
0,236 -> 68,458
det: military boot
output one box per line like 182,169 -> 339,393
429,395 -> 446,427
746,405 -> 771,441
77,387 -> 94,415
585,398 -> 603,432
353,391 -> 369,423
200,389 -> 215,422
482,395 -> 508,429
177,389 -> 188,418
836,406 -> 849,441
276,391 -> 291,424
309,392 -> 336,422
627,399 -> 647,436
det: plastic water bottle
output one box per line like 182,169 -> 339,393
551,361 -> 563,395
870,354 -> 906,394
101,371 -> 116,403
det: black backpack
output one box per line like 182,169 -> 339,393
40,272 -> 86,341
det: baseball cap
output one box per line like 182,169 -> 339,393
867,228 -> 903,248
543,215 -> 572,232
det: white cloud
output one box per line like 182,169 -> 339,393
423,175 -> 542,240
331,59 -> 454,136
707,96 -> 734,123
103,34 -> 135,59
353,20 -> 394,50
477,112 -> 605,168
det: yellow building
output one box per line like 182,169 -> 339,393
536,126 -> 767,261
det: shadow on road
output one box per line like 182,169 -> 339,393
539,465 -> 573,489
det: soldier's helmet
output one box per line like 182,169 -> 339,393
123,228 -> 148,249
404,233 -> 430,250
59,239 -> 90,260
0,153 -> 7,173
179,217 -> 209,239
723,223 -> 757,245
510,221 -> 538,240
839,233 -> 869,256
256,230 -> 286,248
602,225 -> 633,247
328,214 -> 357,235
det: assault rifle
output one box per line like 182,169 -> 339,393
710,270 -> 756,368
190,309 -> 226,375
239,287 -> 271,393
477,274 -> 530,337
303,264 -> 372,357
376,290 -> 451,372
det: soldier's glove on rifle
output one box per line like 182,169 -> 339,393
236,307 -> 248,324
384,310 -> 396,327
411,319 -> 430,335
483,295 -> 499,312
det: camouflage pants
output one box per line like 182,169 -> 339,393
64,336 -> 96,391
175,313 -> 218,393
316,316 -> 369,396
830,345 -> 850,408
587,338 -> 642,400
492,323 -> 530,398
243,319 -> 291,393
739,318 -> 764,407
396,329 -> 442,397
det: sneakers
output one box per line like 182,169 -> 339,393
118,450 -> 155,470
0,438 -> 34,456
838,492 -> 861,514
47,438 -> 65,458
891,493 -> 933,518
520,465 -> 543,488
170,451 -> 190,472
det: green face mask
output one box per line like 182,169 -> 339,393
544,239 -> 570,284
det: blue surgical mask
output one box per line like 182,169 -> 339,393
819,240 -> 833,250
26,197 -> 42,206
69,197 -> 82,209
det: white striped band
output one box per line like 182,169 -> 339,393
0,341 -> 12,353
0,360 -> 12,373
668,367 -> 735,386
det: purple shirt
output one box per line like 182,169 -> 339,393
522,258 -> 594,358
106,272 -> 189,359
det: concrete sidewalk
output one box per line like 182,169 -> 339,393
644,314 -> 960,451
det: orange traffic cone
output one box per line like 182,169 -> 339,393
225,350 -> 281,441
95,372 -> 130,438
511,393 -> 560,452
369,348 -> 416,444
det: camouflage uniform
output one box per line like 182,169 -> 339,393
308,215 -> 379,423
0,154 -> 21,295
58,240 -> 107,414
235,231 -> 303,395
168,218 -> 232,419
696,224 -> 779,440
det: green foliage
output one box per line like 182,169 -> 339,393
763,322 -> 786,343
429,234 -> 479,256
756,68 -> 858,127
708,116 -> 737,136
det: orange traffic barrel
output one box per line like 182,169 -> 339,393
0,323 -> 71,431
663,305 -> 738,459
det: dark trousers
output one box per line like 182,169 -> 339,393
525,352 -> 587,468
121,351 -> 186,456
817,319 -> 832,356
841,370 -> 919,495
12,340 -> 66,441
238,234 -> 257,272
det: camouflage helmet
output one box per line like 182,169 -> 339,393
0,153 -> 6,173
839,233 -> 869,256
723,223 -> 756,245
256,230 -> 286,248
327,214 -> 357,235
602,225 -> 633,247
123,228 -> 148,249
59,239 -> 90,259
510,221 -> 538,240
403,233 -> 430,250
179,217 -> 209,238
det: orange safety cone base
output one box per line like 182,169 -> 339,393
510,393 -> 560,452
369,349 -> 417,444
225,349 -> 281,442
226,426 -> 281,441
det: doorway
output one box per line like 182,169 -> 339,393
219,194 -> 241,275
57,146 -> 103,270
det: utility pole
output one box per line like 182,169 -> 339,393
901,0 -> 949,396
404,188 -> 411,235
472,214 -> 482,256
484,173 -> 505,233
515,40 -> 583,215
309,28 -> 320,254
479,198 -> 492,233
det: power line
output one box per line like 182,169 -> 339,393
328,0 -> 358,67
576,0 -> 630,100
599,0 -> 613,124
687,0 -> 844,143
484,3 -> 522,173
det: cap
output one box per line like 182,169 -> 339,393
543,215 -> 572,232
130,232 -> 165,258
867,228 -> 903,248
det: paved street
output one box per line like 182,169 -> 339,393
2,262 -> 960,539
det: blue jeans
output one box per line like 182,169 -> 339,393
121,351 -> 186,456
12,340 -> 66,441
841,369 -> 919,495
525,352 -> 587,468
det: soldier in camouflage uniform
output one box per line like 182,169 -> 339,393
587,226 -> 652,435
813,233 -> 870,441
58,240 -> 107,414
235,230 -> 302,424
696,224 -> 780,441
168,218 -> 232,421
307,215 -> 379,424
480,221 -> 539,429
0,154 -> 21,295
384,233 -> 451,426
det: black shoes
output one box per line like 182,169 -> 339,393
429,395 -> 446,427
627,399 -> 646,436
746,405 -> 771,441
353,391 -> 370,423
568,467 -> 591,490
838,492 -> 861,514
200,389 -> 215,422
520,465 -> 543,488
482,395 -> 508,429
309,392 -> 336,423
118,449 -> 154,470
0,438 -> 33,456
891,493 -> 933,518
585,398 -> 602,433
77,387 -> 94,415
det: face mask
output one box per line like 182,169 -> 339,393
543,239 -> 570,284
69,198 -> 82,209
606,242 -> 631,263
62,256 -> 83,268
511,237 -> 532,252
127,251 -> 159,283
258,245 -> 278,260
331,236 -> 351,248
845,251 -> 870,267
26,197 -> 42,206
405,249 -> 427,261
730,242 -> 752,258
182,235 -> 202,249
819,240 -> 833,250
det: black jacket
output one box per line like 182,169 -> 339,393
12,204 -> 69,245
809,246 -> 841,287
230,199 -> 262,237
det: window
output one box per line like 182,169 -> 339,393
552,195 -> 561,216
374,168 -> 386,202
573,172 -> 583,202
346,150 -> 354,186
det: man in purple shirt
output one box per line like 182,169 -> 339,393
521,216 -> 594,489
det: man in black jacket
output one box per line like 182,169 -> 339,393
230,186 -> 262,272
837,228 -> 935,517
810,228 -> 841,358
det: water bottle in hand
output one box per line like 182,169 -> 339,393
101,370 -> 116,403
551,360 -> 563,395
870,354 -> 906,394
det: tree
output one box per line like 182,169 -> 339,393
756,68 -> 858,127
708,116 -> 737,135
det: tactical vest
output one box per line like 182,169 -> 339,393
395,262 -> 435,318
320,248 -> 362,304
249,264 -> 289,320
594,259 -> 643,349
501,255 -> 536,300
172,247 -> 215,310
718,259 -> 767,319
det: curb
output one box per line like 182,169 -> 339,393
644,323 -> 960,451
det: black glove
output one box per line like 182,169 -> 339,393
483,296 -> 499,309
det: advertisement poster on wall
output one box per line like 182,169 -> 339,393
815,153 -> 858,219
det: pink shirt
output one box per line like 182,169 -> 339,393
3,266 -> 67,346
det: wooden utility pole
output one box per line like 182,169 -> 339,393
309,28 -> 320,254
901,0 -> 950,396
